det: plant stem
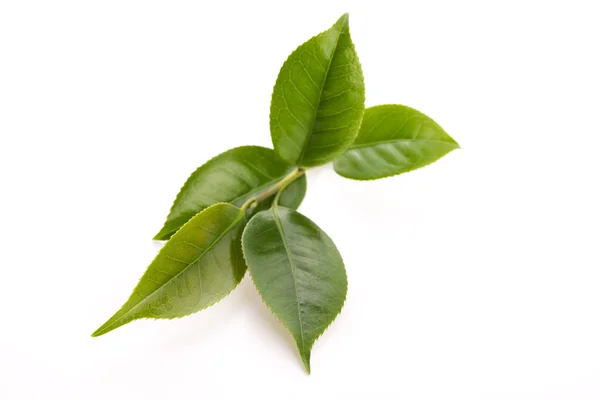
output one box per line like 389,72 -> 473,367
241,167 -> 305,211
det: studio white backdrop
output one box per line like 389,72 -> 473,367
1,1 -> 599,399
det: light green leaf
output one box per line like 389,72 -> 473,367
242,206 -> 347,373
154,146 -> 306,240
93,203 -> 246,337
270,13 -> 365,167
334,104 -> 459,180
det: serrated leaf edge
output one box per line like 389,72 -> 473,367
269,13 -> 365,167
93,203 -> 247,337
154,145 -> 293,240
240,207 -> 348,374
334,146 -> 459,181
333,103 -> 459,181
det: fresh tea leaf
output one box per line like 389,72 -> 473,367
334,104 -> 459,180
154,146 -> 306,240
270,13 -> 365,167
93,203 -> 246,337
92,14 -> 461,375
242,206 -> 347,373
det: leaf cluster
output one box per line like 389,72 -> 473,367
92,13 -> 459,374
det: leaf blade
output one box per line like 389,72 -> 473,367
270,13 -> 365,167
334,104 -> 459,180
154,146 -> 306,240
93,203 -> 246,337
242,206 -> 347,373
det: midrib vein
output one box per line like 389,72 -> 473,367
230,177 -> 282,205
349,138 -> 457,150
296,22 -> 345,163
161,175 -> 285,239
272,207 -> 306,353
97,209 -> 241,334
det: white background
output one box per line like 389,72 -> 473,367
1,1 -> 599,399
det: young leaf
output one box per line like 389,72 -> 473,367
334,104 -> 459,180
242,206 -> 347,373
154,146 -> 306,240
92,203 -> 247,337
270,13 -> 365,167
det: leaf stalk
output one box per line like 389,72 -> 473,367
241,167 -> 305,211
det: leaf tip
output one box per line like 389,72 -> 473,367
446,133 -> 461,150
337,13 -> 350,27
91,317 -> 119,338
300,350 -> 311,375
152,227 -> 170,241
90,327 -> 104,338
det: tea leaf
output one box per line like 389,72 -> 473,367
242,206 -> 347,373
270,13 -> 365,167
93,203 -> 246,337
154,146 -> 306,240
334,104 -> 459,180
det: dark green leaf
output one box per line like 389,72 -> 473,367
154,146 -> 306,240
93,203 -> 246,337
270,13 -> 365,167
334,104 -> 459,180
242,206 -> 347,373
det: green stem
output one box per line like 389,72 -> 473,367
273,185 -> 285,206
241,167 -> 305,211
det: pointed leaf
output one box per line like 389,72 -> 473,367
334,104 -> 459,180
93,203 -> 246,337
242,206 -> 347,373
154,146 -> 306,240
270,13 -> 365,167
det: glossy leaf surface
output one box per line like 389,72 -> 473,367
93,203 -> 246,337
334,104 -> 459,180
154,146 -> 306,240
270,13 -> 365,167
242,206 -> 347,373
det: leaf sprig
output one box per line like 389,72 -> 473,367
92,13 -> 459,374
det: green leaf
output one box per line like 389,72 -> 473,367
242,206 -> 347,373
334,104 -> 459,180
92,203 -> 247,337
270,13 -> 365,167
154,146 -> 306,241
